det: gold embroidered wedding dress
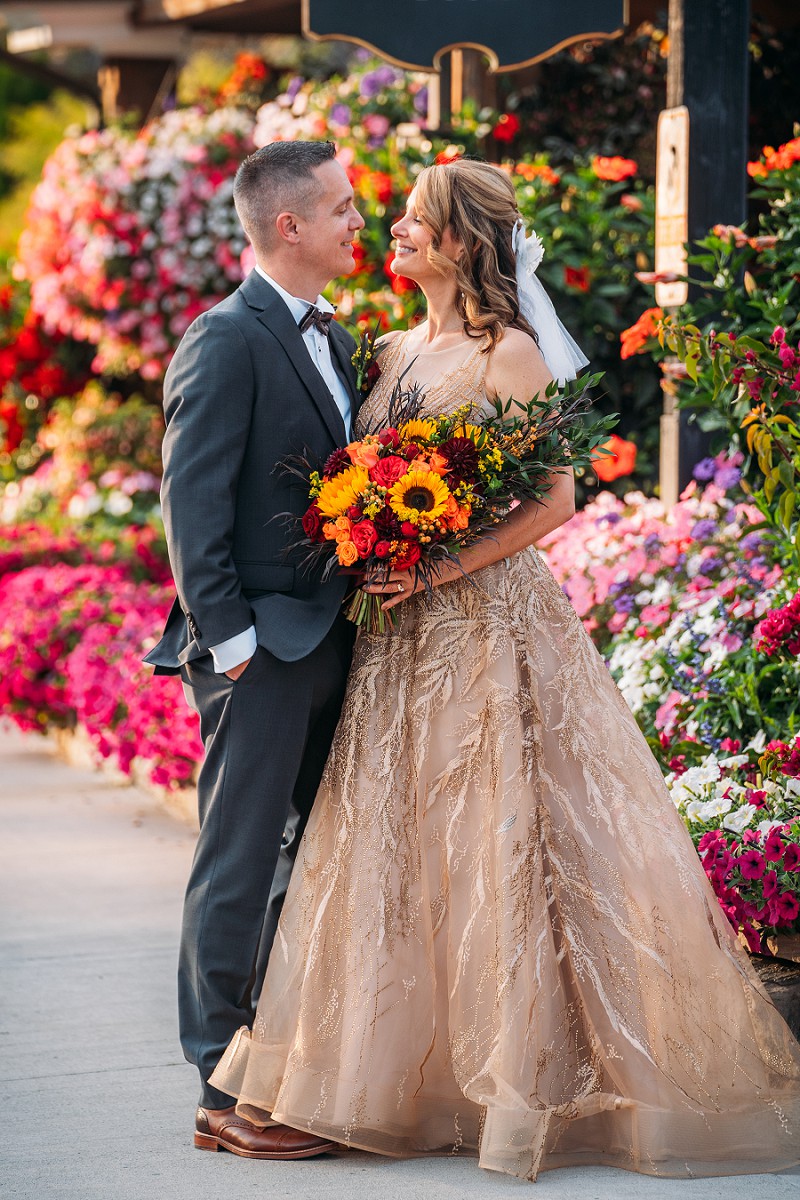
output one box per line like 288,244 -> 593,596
211,333 -> 800,1181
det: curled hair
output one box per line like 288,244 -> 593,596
233,140 -> 337,254
413,159 -> 536,351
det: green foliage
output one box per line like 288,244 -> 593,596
0,90 -> 91,264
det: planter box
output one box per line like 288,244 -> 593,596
53,725 -> 198,828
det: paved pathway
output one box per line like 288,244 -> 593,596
2,726 -> 798,1200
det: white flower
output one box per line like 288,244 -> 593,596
696,795 -> 734,820
722,804 -> 759,833
105,490 -> 134,516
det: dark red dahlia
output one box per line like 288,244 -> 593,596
374,505 -> 402,540
323,447 -> 352,477
439,436 -> 480,483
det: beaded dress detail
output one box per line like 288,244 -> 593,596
212,333 -> 800,1181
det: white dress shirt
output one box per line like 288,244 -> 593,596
209,268 -> 351,674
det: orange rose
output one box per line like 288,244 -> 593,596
336,539 -> 359,566
347,439 -> 380,469
592,434 -> 637,482
428,451 -> 450,476
323,522 -> 338,541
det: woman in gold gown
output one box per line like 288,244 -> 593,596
211,160 -> 800,1181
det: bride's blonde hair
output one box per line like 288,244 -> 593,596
412,159 -> 536,351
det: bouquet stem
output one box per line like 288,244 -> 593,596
344,588 -> 398,634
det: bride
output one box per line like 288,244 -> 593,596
211,159 -> 800,1181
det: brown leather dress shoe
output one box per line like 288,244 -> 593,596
194,1106 -> 337,1159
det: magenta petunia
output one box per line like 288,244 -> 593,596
738,848 -> 766,880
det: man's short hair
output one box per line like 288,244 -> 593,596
233,141 -> 337,253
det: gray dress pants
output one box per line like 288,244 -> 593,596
178,614 -> 353,1108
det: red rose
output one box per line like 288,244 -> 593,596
400,521 -> 418,538
347,505 -> 362,520
374,540 -> 392,559
301,503 -> 323,541
393,541 -> 421,570
366,358 -> 382,389
371,454 -> 408,487
351,519 -> 378,556
379,427 -> 399,448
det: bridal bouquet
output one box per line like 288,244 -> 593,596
288,370 -> 612,632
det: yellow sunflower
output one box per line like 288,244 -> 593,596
398,418 -> 436,443
389,470 -> 451,523
452,421 -> 483,444
316,465 -> 370,518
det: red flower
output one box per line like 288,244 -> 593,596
371,454 -> 408,488
301,502 -> 323,541
492,113 -> 521,143
351,519 -> 378,557
564,265 -> 591,293
378,427 -> 400,448
591,434 -> 637,482
591,155 -> 637,182
783,843 -> 800,873
393,541 -> 421,570
374,540 -> 392,559
774,891 -> 800,924
764,829 -> 786,863
737,848 -> 766,880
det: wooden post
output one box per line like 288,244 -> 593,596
663,0 -> 750,495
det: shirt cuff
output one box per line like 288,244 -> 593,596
209,626 -> 258,674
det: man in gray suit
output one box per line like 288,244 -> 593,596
145,141 -> 365,1158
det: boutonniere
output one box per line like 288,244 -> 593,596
351,319 -> 383,395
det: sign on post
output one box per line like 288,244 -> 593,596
303,0 -> 627,72
655,106 -> 689,309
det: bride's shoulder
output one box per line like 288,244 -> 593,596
375,328 -> 407,352
485,327 -> 551,399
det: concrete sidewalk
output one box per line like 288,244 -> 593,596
1,726 -> 798,1200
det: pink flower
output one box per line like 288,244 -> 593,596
783,842 -> 800,872
738,848 -> 766,880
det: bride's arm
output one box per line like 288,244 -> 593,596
366,329 -> 576,610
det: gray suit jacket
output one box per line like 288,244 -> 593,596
145,271 -> 360,672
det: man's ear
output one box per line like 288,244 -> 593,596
275,211 -> 300,245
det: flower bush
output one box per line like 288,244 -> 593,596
0,280 -> 91,478
17,107 -> 255,378
0,559 -> 199,786
668,746 -> 800,949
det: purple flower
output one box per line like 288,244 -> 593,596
414,87 -> 429,114
701,556 -> 722,573
714,465 -> 741,490
690,519 -> 718,540
741,531 -> 764,552
330,103 -> 351,126
285,75 -> 304,101
693,457 -> 717,482
596,512 -> 621,526
643,533 -> 661,553
613,593 -> 636,614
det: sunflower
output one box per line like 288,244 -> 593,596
452,421 -> 483,444
316,465 -> 370,518
398,418 -> 436,443
389,470 -> 451,523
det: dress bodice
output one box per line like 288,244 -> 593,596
356,329 -> 494,435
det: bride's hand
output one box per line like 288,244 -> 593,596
361,568 -> 422,611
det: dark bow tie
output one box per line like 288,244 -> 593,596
298,304 -> 335,336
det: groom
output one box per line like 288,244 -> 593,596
145,140 -> 365,1158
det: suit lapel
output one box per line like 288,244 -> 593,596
241,272 -> 347,447
329,323 -> 361,420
